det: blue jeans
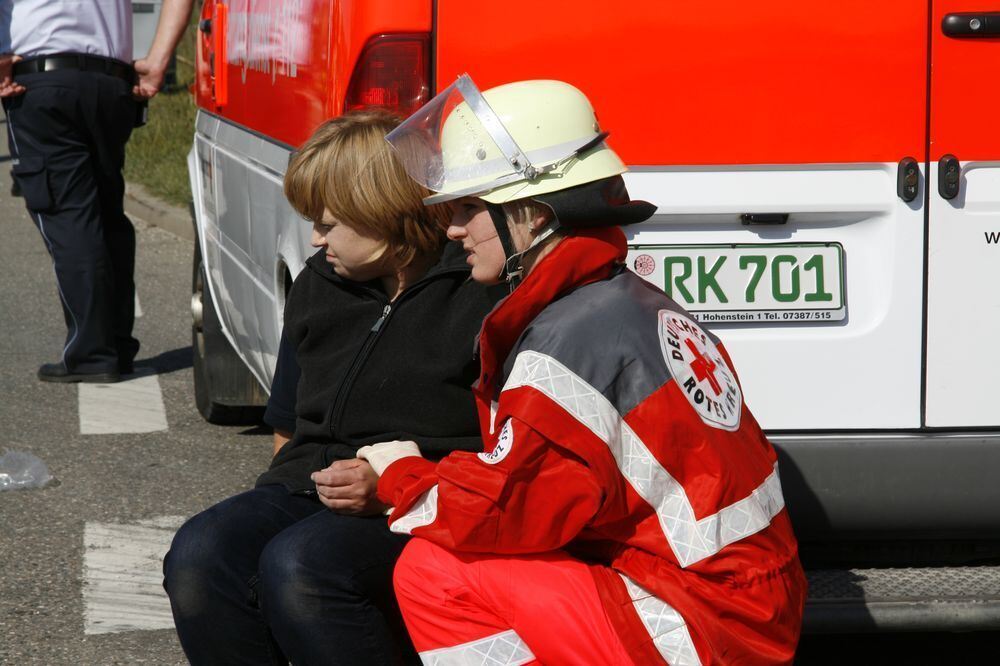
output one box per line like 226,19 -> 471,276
163,485 -> 416,665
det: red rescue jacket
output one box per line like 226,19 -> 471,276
377,226 -> 807,665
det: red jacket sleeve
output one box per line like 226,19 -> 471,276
377,416 -> 604,554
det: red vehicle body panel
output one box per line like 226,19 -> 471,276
195,1 -> 1000,165
930,0 -> 1000,161
435,0 -> 929,166
195,0 -> 948,164
196,0 -> 432,148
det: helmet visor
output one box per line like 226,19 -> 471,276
386,74 -> 523,202
388,74 -> 598,204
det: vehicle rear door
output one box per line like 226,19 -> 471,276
924,3 -> 1000,427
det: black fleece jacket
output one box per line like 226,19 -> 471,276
257,243 -> 501,493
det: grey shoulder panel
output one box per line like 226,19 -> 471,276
505,270 -> 685,416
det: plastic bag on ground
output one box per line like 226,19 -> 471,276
0,450 -> 54,490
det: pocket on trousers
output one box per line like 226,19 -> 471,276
11,156 -> 52,211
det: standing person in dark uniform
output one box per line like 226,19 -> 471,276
0,0 -> 194,383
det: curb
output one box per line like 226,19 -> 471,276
124,183 -> 195,242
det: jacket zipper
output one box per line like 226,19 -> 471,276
328,303 -> 392,440
325,264 -> 470,441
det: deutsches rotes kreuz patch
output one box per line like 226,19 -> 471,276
658,310 -> 742,431
478,419 -> 514,464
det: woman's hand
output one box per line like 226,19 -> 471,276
312,459 -> 388,516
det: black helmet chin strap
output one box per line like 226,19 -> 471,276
485,202 -> 560,291
486,202 -> 527,290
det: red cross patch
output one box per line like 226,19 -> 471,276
658,310 -> 742,431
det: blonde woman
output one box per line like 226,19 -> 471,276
164,110 -> 500,666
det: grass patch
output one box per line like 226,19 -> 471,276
123,13 -> 198,208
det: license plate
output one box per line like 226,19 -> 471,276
626,243 -> 846,323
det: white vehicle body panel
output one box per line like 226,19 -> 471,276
190,136 -> 999,433
926,159 -> 1000,427
623,165 -> 924,430
191,112 -> 308,392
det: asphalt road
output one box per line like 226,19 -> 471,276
0,160 -> 272,664
0,152 -> 997,664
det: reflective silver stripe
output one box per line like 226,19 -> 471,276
423,169 -> 528,205
620,575 -> 702,666
419,629 -> 536,666
699,463 -> 784,553
36,214 -> 80,366
503,351 -> 785,568
6,107 -> 20,157
440,136 -> 602,186
389,485 -> 439,536
425,135 -> 602,205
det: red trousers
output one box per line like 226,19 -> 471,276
393,539 -> 641,665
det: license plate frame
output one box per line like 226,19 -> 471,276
626,242 -> 847,323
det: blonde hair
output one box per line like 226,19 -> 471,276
284,109 -> 448,266
502,199 -> 556,237
502,199 -> 551,227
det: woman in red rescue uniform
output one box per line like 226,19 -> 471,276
359,76 -> 807,665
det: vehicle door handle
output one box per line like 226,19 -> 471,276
897,157 -> 919,202
938,154 -> 961,200
942,13 -> 1000,37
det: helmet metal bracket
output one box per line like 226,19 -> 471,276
455,75 -> 540,182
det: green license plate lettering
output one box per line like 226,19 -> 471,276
772,255 -> 801,303
739,255 -> 767,303
803,253 -> 834,302
629,243 -> 845,324
663,256 -> 694,303
698,256 -> 728,304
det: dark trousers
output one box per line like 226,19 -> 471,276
163,485 -> 417,666
4,67 -> 139,373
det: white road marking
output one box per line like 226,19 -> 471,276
134,292 -> 143,318
82,517 -> 186,635
78,369 -> 168,434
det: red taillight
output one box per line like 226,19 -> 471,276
344,34 -> 430,117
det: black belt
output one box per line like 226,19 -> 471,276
13,54 -> 136,85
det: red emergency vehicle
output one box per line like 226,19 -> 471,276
189,0 -> 1000,634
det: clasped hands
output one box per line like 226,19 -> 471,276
311,459 -> 387,516
312,440 -> 422,516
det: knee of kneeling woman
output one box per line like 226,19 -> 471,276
392,539 -> 452,607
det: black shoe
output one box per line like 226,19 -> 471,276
119,360 -> 134,375
37,362 -> 120,384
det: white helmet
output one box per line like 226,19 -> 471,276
387,75 -> 655,286
385,75 -> 627,205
